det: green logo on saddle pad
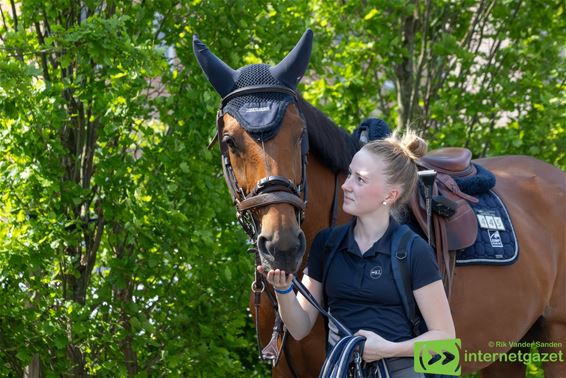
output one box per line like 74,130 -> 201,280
414,339 -> 461,376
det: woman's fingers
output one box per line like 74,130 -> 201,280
269,269 -> 285,286
259,268 -> 293,289
255,266 -> 295,289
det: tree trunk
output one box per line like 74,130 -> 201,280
23,355 -> 42,378
395,12 -> 418,129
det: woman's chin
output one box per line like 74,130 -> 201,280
342,203 -> 356,216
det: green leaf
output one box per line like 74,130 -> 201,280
364,9 -> 379,21
179,162 -> 189,173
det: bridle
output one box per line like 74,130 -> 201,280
208,85 -> 309,372
209,85 -> 309,242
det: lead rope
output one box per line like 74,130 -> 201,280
250,247 -> 266,360
292,278 -> 390,378
250,247 -> 300,376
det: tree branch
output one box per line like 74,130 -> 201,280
462,0 -> 524,142
9,0 -> 17,31
0,4 -> 9,35
461,0 -> 490,50
395,10 -> 418,128
375,71 -> 391,120
409,0 -> 432,131
34,21 -> 51,82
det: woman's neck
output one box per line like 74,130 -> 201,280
354,212 -> 390,253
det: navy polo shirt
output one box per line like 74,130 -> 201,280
306,217 -> 441,343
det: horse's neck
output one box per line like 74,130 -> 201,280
300,153 -> 351,267
297,97 -> 356,267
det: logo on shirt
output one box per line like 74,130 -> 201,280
369,266 -> 383,279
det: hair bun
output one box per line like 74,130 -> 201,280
383,129 -> 427,161
402,132 -> 427,160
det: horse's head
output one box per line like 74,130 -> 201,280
193,30 -> 313,274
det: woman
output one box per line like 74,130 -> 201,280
258,129 -> 455,377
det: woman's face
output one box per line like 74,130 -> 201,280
341,149 -> 394,217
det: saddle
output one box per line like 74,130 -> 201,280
411,148 -> 479,251
410,148 -> 484,298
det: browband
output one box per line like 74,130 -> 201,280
221,85 -> 297,109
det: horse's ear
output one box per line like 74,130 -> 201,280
270,29 -> 313,89
193,34 -> 239,97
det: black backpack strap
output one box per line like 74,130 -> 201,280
318,224 -> 350,351
321,224 -> 350,294
390,224 -> 422,336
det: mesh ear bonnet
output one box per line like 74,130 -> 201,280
223,64 -> 294,141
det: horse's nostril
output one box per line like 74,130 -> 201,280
257,235 -> 272,256
259,232 -> 305,255
297,231 -> 306,254
257,230 -> 306,273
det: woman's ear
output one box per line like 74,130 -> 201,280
386,187 -> 401,203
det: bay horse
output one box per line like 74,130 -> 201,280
193,30 -> 566,377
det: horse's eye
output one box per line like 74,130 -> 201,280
222,135 -> 237,150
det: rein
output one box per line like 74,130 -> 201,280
292,278 -> 367,378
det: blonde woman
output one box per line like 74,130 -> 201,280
259,130 -> 455,377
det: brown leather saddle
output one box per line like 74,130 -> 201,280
411,148 -> 479,251
410,147 -> 482,297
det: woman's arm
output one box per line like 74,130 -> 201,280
260,267 -> 323,340
356,279 -> 455,361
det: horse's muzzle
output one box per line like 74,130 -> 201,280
257,229 -> 306,274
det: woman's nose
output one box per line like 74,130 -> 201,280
341,177 -> 351,192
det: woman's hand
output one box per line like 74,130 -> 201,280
355,329 -> 395,362
257,266 -> 294,292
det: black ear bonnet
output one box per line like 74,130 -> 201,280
221,64 -> 293,140
193,30 -> 313,141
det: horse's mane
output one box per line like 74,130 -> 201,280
297,96 -> 359,174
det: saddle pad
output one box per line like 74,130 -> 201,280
456,190 -> 518,266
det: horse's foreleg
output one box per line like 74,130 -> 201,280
541,312 -> 566,377
541,233 -> 566,378
273,316 -> 325,378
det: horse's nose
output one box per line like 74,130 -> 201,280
257,229 -> 306,273
268,230 -> 301,253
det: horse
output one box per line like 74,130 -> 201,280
193,30 -> 566,378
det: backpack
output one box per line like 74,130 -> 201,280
320,223 -> 452,378
321,223 -> 425,337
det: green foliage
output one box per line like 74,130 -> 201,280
0,1 -> 262,376
301,0 -> 565,169
0,0 -> 564,376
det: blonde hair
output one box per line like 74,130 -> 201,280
361,129 -> 427,210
